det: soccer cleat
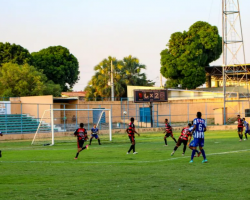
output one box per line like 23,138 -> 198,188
239,139 -> 242,142
86,145 -> 89,150
182,153 -> 185,156
164,145 -> 168,146
89,143 -> 91,145
244,139 -> 246,141
127,152 -> 131,154
198,152 -> 202,157
74,157 -> 78,160
133,152 -> 138,154
171,151 -> 174,156
202,159 -> 208,163
189,160 -> 194,163
0,150 -> 2,158
99,143 -> 102,145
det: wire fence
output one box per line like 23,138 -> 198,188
0,99 -> 249,134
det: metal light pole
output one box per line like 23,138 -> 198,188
111,60 -> 115,101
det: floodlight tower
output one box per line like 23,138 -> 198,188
222,0 -> 250,124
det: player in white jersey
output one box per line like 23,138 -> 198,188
190,112 -> 207,163
243,118 -> 249,140
188,121 -> 201,157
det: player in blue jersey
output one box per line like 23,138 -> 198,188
190,112 -> 207,163
0,131 -> 2,157
242,118 -> 249,140
89,124 -> 101,145
188,121 -> 201,157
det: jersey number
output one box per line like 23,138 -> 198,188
198,124 -> 203,132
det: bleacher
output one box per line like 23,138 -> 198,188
0,114 -> 53,134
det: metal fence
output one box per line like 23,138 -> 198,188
0,99 -> 249,134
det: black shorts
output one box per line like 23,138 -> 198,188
165,133 -> 173,138
129,135 -> 135,143
238,127 -> 243,132
77,140 -> 85,148
176,138 -> 188,147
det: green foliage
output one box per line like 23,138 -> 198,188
85,55 -> 154,100
31,46 -> 80,91
0,131 -> 250,199
160,21 -> 222,89
43,80 -> 62,97
0,42 -> 31,66
0,63 -> 61,97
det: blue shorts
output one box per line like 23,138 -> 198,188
189,140 -> 195,147
245,130 -> 250,134
192,138 -> 204,147
91,134 -> 99,139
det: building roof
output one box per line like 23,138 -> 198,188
53,97 -> 78,103
205,64 -> 250,80
61,91 -> 86,97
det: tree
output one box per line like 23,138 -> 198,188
118,55 -> 153,86
31,46 -> 80,91
0,42 -> 31,66
0,63 -> 61,97
43,80 -> 62,97
84,56 -> 154,100
160,21 -> 222,89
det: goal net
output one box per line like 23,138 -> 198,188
31,109 -> 112,146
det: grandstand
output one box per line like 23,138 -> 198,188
0,114 -> 58,134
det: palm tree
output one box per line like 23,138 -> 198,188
84,56 -> 155,100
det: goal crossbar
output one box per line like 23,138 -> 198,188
31,108 -> 112,145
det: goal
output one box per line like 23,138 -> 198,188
31,108 -> 112,145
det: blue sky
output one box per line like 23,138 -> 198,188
1,0 -> 250,90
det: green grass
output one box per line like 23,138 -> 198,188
0,130 -> 249,200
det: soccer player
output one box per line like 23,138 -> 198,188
74,123 -> 89,159
163,119 -> 177,146
237,115 -> 243,141
89,124 -> 101,145
0,131 -> 2,158
188,121 -> 201,157
242,118 -> 249,140
190,112 -> 207,163
126,117 -> 140,154
171,123 -> 192,156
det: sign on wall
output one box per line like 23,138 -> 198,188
0,101 -> 11,115
134,89 -> 168,103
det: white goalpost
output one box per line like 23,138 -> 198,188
31,108 -> 112,146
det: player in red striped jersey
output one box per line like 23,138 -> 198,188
237,115 -> 243,141
171,123 -> 192,156
163,119 -> 177,146
126,117 -> 140,154
74,123 -> 89,159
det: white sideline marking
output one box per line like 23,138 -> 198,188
0,149 -> 249,164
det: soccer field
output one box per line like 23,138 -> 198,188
0,130 -> 249,200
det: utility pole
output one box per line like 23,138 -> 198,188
160,74 -> 163,88
111,60 -> 115,101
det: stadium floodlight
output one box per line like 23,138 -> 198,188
31,108 -> 112,146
